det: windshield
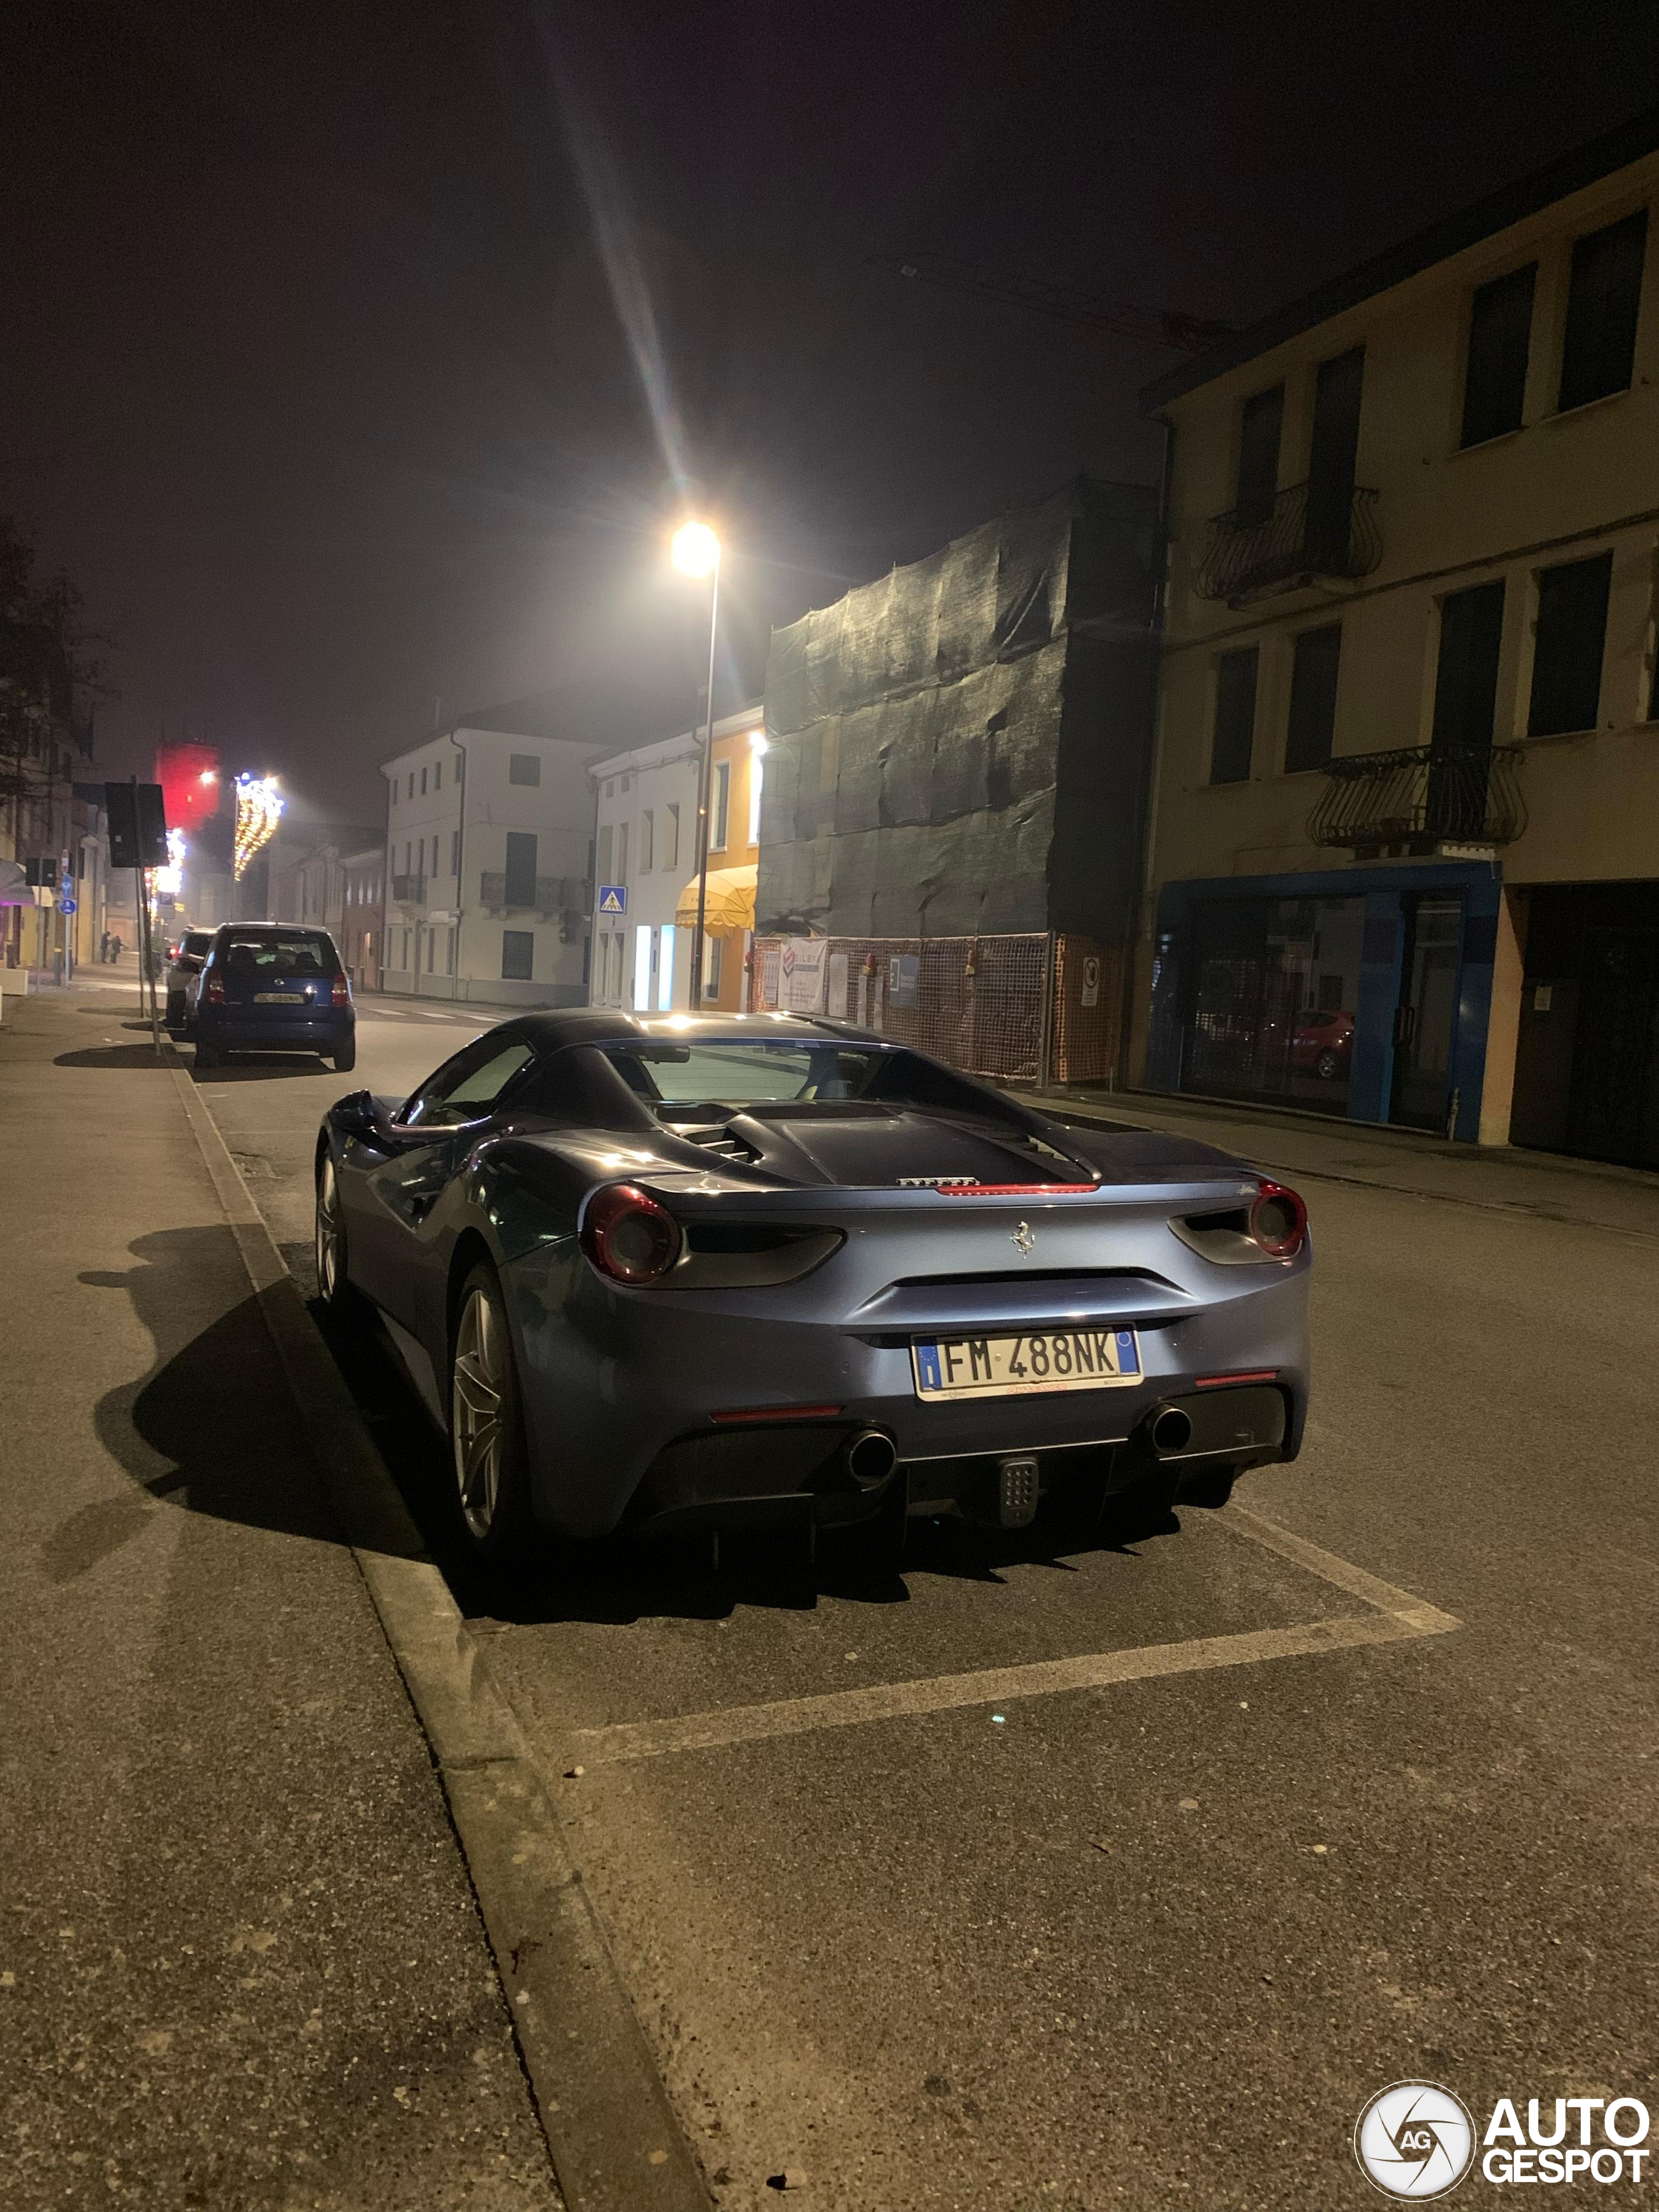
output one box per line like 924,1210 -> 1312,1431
602,1040 -> 979,1115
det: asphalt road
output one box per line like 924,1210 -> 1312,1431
193,1002 -> 1659,2211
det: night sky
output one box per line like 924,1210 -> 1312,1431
6,1 -> 1659,824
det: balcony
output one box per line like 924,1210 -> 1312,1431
478,873 -> 590,920
1308,741 -> 1526,859
1193,479 -> 1382,602
390,873 -> 426,906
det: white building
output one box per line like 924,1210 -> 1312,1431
381,713 -> 606,1007
588,705 -> 761,1011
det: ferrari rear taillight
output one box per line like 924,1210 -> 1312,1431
203,974 -> 225,1005
331,970 -> 351,1006
580,1183 -> 683,1285
1249,1179 -> 1307,1259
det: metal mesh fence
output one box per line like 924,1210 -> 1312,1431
750,932 -> 1122,1087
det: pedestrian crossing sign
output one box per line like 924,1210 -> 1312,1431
598,884 -> 626,915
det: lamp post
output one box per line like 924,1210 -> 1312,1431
671,520 -> 721,1008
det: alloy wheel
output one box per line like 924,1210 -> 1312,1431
315,1157 -> 342,1300
452,1287 -> 506,1540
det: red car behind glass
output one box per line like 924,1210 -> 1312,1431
1291,1008 -> 1354,1080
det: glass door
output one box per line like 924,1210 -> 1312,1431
1389,895 -> 1462,1130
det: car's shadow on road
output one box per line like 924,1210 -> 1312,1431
60,1228 -> 347,1583
314,1294 -> 1189,1632
53,1044 -> 174,1070
186,1054 -> 338,1083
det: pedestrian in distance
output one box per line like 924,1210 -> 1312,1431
98,931 -> 110,962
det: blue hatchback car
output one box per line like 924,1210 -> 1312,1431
191,923 -> 356,1070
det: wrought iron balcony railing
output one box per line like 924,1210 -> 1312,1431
390,873 -> 426,905
1194,479 -> 1382,601
478,872 -> 589,917
1308,741 -> 1526,858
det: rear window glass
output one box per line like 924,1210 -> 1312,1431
215,932 -> 335,976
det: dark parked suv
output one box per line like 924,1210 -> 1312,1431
192,924 -> 356,1070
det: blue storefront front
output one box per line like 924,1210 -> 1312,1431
1144,861 -> 1503,1143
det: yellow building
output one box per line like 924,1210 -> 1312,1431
673,714 -> 765,1010
1133,110 -> 1659,1170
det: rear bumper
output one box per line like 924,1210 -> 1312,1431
197,1010 -> 352,1051
504,1244 -> 1310,1539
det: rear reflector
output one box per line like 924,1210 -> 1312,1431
711,1403 -> 843,1424
935,1183 -> 1097,1196
1193,1370 -> 1280,1389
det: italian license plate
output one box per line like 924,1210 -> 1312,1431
912,1328 -> 1142,1400
255,991 -> 305,1002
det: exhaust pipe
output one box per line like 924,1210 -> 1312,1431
845,1429 -> 898,1488
1149,1405 -> 1194,1458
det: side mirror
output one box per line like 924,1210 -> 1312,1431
331,1089 -> 381,1143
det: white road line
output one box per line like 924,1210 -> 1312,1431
559,1502 -> 1460,1768
565,1611 -> 1451,1767
1221,1500 -> 1461,1632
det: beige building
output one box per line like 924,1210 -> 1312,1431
1134,108 -> 1659,1171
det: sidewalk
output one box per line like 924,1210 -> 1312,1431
1027,1082 -> 1659,1240
0,984 -> 562,2210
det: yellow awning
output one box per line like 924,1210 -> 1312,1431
675,863 -> 756,931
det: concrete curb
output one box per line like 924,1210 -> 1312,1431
163,1048 -> 713,2212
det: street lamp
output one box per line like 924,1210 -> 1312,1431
671,521 -> 722,1006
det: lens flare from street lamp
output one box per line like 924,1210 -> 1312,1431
671,521 -> 720,577
234,773 -> 284,880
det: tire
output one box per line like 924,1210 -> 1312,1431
165,990 -> 185,1030
449,1263 -> 532,1562
1315,1048 -> 1341,1080
332,1036 -> 357,1073
194,1040 -> 221,1068
314,1152 -> 356,1311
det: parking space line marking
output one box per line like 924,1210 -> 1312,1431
1219,1501 -> 1462,1631
566,1606 -> 1456,1766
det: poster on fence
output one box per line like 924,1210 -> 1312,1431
778,937 -> 828,1013
826,950 -> 848,1019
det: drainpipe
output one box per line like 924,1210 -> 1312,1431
1118,414 -> 1176,1092
450,732 -> 467,1002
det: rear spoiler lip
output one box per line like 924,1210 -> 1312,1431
632,1174 -> 1262,1216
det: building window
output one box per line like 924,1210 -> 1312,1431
703,932 -> 724,999
664,802 -> 680,871
748,754 -> 764,846
407,773 -> 414,799
617,820 -> 629,884
1431,579 -> 1507,750
508,752 -> 541,786
445,927 -> 455,976
1558,209 -> 1648,412
1234,386 -> 1284,527
620,774 -> 631,793
433,760 -> 442,790
604,779 -> 614,799
502,929 -> 534,981
1210,649 -> 1259,784
711,758 -> 731,850
641,809 -> 654,871
504,831 -> 538,907
449,829 -> 460,877
1528,551 -> 1612,736
404,842 -> 412,874
1284,626 -> 1343,774
658,922 -> 676,1010
1460,264 -> 1536,447
597,822 -> 613,884
420,767 -> 427,795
